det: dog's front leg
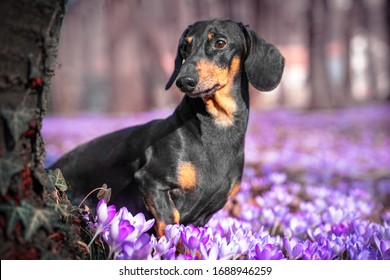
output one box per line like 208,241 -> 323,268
142,188 -> 180,238
136,170 -> 180,238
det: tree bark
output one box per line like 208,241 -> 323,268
327,0 -> 351,107
307,0 -> 332,109
0,0 -> 87,259
388,0 -> 390,100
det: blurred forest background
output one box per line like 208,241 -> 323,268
51,0 -> 390,114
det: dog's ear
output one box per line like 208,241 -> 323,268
165,26 -> 191,90
241,25 -> 285,92
165,48 -> 184,90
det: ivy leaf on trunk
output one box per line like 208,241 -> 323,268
48,168 -> 69,192
24,201 -> 54,240
0,105 -> 36,144
0,151 -> 24,195
0,202 -> 30,237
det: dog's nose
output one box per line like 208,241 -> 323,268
176,76 -> 198,93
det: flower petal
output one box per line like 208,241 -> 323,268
187,236 -> 200,250
208,243 -> 219,260
97,200 -> 108,224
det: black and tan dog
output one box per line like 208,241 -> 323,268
52,19 -> 284,237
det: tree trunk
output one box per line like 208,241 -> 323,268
363,0 -> 389,101
307,0 -> 332,109
0,0 -> 87,259
327,0 -> 351,107
388,0 -> 390,100
106,0 -> 147,113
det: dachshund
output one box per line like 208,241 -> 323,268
51,19 -> 284,237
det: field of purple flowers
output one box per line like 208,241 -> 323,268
42,103 -> 390,260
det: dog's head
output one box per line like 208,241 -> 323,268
165,19 -> 285,98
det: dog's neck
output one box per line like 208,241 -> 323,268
175,73 -> 250,140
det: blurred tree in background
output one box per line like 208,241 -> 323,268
52,0 -> 389,114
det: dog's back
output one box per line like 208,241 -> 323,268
51,114 -> 178,207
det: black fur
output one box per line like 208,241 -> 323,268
51,19 -> 284,236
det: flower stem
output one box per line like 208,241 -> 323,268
88,231 -> 100,247
78,187 -> 108,208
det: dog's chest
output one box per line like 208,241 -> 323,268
173,137 -> 244,198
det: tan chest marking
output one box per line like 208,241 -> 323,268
173,207 -> 180,224
177,161 -> 197,191
200,56 -> 241,127
228,182 -> 241,200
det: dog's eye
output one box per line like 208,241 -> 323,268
214,40 -> 226,49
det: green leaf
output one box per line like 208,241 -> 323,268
23,201 -> 53,240
8,205 -> 31,237
47,168 -> 68,191
49,202 -> 70,218
97,183 -> 112,203
0,105 -> 36,142
0,151 -> 24,195
0,201 -> 31,237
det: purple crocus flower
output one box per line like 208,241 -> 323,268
88,199 -> 117,247
182,235 -> 200,256
121,234 -> 153,260
289,216 -> 308,236
268,172 -> 287,185
352,220 -> 374,241
218,237 -> 240,259
213,217 -> 251,237
348,247 -> 377,260
200,242 -> 219,260
306,247 -> 330,260
331,224 -> 348,236
120,208 -> 155,236
301,241 -> 319,260
316,245 -> 332,260
97,199 -> 117,226
307,226 -> 328,241
283,237 -> 304,260
180,225 -> 208,256
164,224 -> 184,245
162,247 -> 178,260
374,236 -> 390,260
326,237 -> 346,258
323,206 -> 344,225
106,218 -> 138,259
234,236 -> 252,257
251,243 -> 284,260
241,204 -> 261,222
150,235 -> 174,259
346,236 -> 378,260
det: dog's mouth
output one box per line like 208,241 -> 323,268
184,84 -> 224,98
